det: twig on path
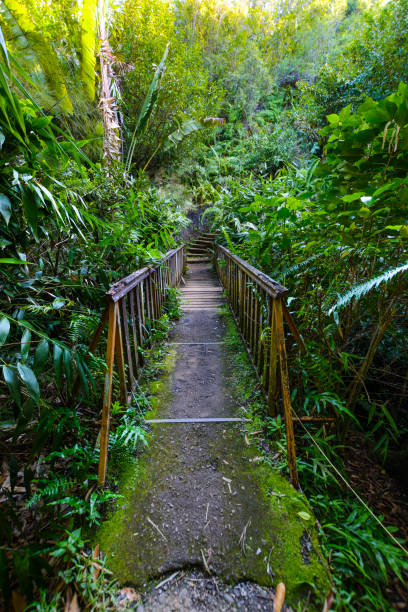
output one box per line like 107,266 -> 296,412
155,571 -> 179,590
222,476 -> 232,493
205,503 -> 209,522
238,518 -> 251,553
200,548 -> 211,574
147,516 -> 167,542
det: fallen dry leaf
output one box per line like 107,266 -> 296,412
92,544 -> 101,579
117,587 -> 140,608
273,582 -> 286,612
68,593 -> 80,612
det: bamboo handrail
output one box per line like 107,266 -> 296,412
214,244 -> 300,488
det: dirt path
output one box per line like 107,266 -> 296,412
98,264 -> 329,610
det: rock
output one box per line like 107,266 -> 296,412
179,587 -> 188,600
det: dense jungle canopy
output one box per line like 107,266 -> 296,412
1,0 -> 408,610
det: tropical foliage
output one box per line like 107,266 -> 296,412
1,0 -> 408,609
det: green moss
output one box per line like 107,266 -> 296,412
146,348 -> 177,418
96,347 -> 178,581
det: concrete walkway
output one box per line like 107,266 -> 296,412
98,264 -> 328,609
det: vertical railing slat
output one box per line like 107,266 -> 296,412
275,299 -> 299,488
129,289 -> 140,378
115,305 -> 128,405
98,301 -> 118,485
120,297 -> 135,390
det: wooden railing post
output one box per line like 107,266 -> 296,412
98,301 -> 118,486
274,298 -> 299,489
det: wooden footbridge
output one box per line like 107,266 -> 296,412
85,235 -> 310,489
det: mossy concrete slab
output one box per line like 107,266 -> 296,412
97,264 -> 330,609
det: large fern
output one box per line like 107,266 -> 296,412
328,262 -> 408,315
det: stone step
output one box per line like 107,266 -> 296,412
189,239 -> 214,246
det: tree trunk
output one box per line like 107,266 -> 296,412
97,0 -> 122,167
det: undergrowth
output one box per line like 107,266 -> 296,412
220,306 -> 408,612
1,290 -> 182,610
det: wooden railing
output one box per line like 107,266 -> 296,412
83,245 -> 186,485
215,244 -> 304,488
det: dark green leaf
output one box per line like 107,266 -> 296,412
63,348 -> 72,390
0,193 -> 11,225
22,191 -> 39,239
0,317 -> 10,346
20,328 -> 31,361
2,365 -> 22,409
53,344 -> 63,388
17,363 -> 40,406
34,339 -> 49,373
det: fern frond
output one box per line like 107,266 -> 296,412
284,253 -> 323,275
328,262 -> 408,315
201,205 -> 223,222
27,477 -> 78,507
